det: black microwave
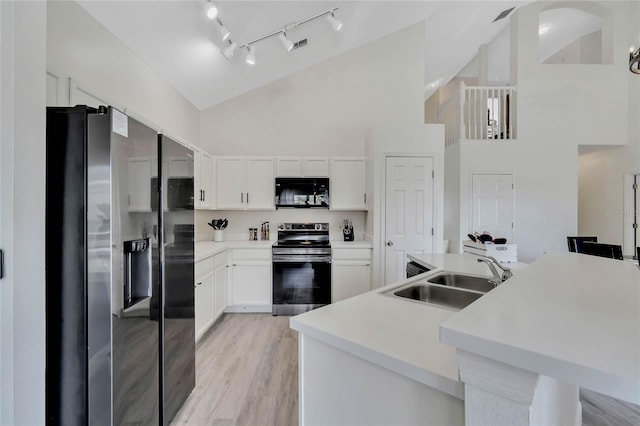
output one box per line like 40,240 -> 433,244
275,177 -> 329,209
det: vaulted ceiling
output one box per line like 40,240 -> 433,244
78,1 -> 532,111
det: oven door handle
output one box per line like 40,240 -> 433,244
272,256 -> 332,263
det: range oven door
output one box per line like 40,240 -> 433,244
272,255 -> 331,314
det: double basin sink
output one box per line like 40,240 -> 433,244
385,271 -> 497,310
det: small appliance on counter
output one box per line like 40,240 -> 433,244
342,218 -> 354,241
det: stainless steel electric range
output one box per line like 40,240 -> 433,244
272,223 -> 331,315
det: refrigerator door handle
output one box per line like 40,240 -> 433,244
124,251 -> 133,308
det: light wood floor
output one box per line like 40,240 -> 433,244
173,313 -> 640,426
172,314 -> 298,426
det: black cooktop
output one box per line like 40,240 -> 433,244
273,222 -> 330,248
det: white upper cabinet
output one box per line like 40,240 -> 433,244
194,148 -> 215,210
216,157 -> 245,209
246,158 -> 275,209
275,157 -> 302,177
217,157 -> 274,210
128,158 -> 152,212
275,157 -> 329,177
330,157 -> 367,210
303,158 -> 330,177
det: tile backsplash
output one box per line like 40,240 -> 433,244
196,210 -> 366,242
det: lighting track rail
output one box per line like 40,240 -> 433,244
239,7 -> 340,51
213,6 -> 342,64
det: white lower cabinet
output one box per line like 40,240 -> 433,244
332,248 -> 372,303
227,248 -> 272,313
213,252 -> 228,319
194,252 -> 228,342
194,258 -> 215,342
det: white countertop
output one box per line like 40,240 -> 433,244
440,252 -> 640,404
408,252 -> 528,275
331,240 -> 373,249
290,253 -> 514,399
195,240 -> 273,261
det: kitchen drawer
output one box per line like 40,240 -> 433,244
195,256 -> 215,279
332,248 -> 372,261
214,251 -> 228,268
231,248 -> 271,261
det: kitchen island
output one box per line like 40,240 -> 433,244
291,252 -> 640,425
290,253 -> 514,425
440,252 -> 640,425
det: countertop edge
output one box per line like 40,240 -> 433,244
290,316 -> 464,400
439,324 -> 640,405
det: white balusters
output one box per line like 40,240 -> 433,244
437,83 -> 517,144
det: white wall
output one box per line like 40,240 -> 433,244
577,0 -> 640,250
0,1 -> 47,424
197,23 -> 427,249
449,0 -> 634,263
544,31 -> 602,64
199,23 -> 426,157
47,1 -> 200,145
444,143 -> 461,253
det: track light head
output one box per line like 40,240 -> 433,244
245,46 -> 256,65
204,0 -> 218,20
278,32 -> 294,52
327,12 -> 343,32
221,40 -> 237,59
216,19 -> 230,41
631,46 -> 640,75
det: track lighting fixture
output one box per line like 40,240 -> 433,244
204,0 -> 218,20
245,46 -> 256,65
216,19 -> 230,41
327,12 -> 343,32
221,8 -> 342,65
278,32 -> 294,52
630,46 -> 640,75
221,40 -> 237,59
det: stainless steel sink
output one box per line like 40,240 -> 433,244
392,284 -> 483,310
426,272 -> 495,293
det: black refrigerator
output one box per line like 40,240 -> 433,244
45,106 -> 195,425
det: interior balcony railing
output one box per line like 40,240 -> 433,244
437,81 -> 517,146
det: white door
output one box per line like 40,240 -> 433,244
471,174 -> 514,241
385,157 -> 434,285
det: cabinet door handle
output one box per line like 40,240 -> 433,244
241,193 -> 244,203
246,193 -> 249,204
364,193 -> 367,204
203,190 -> 206,202
196,282 -> 202,286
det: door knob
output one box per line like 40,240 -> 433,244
387,240 -> 394,246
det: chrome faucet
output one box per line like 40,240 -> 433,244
476,255 -> 513,286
